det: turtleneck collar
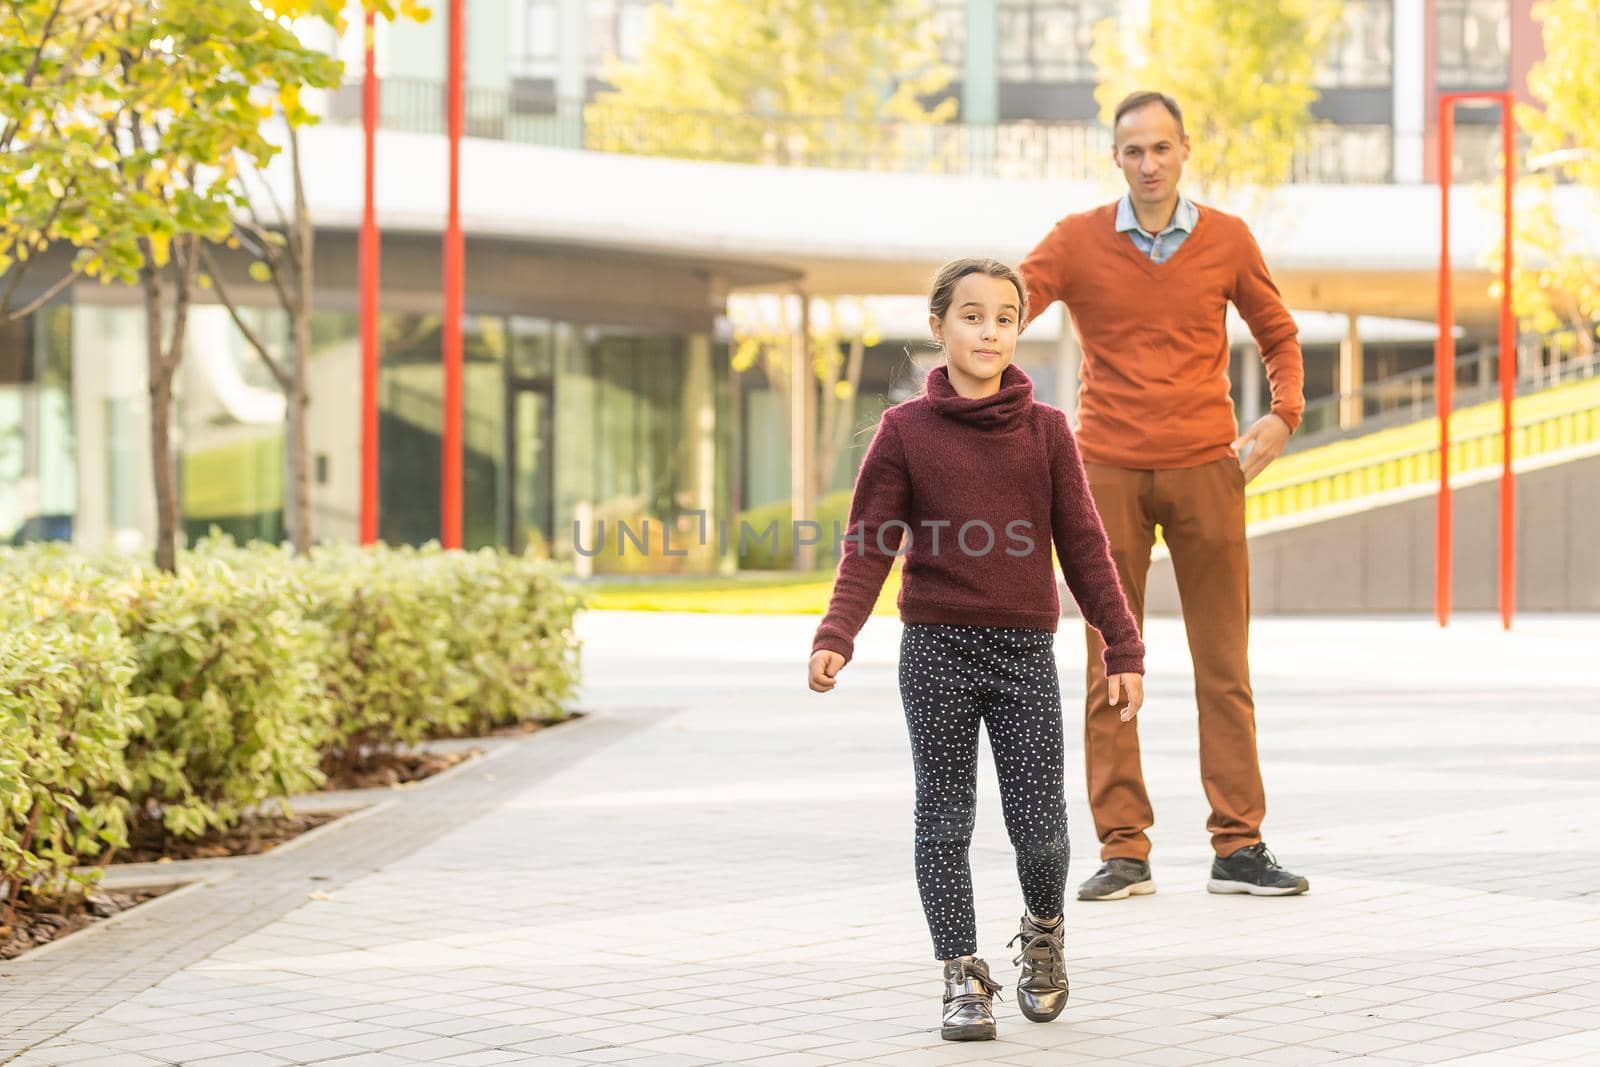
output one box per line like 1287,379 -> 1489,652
924,363 -> 1035,431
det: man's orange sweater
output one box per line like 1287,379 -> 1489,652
1019,202 -> 1304,469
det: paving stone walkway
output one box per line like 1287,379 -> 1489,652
3,611 -> 1599,1066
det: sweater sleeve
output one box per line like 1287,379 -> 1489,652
1047,410 -> 1145,676
1018,215 -> 1074,333
1230,220 -> 1305,432
812,414 -> 912,665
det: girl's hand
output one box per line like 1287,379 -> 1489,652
1108,673 -> 1144,722
809,650 -> 846,692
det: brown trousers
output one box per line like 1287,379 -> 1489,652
1082,456 -> 1265,861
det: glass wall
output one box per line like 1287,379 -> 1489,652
178,306 -> 288,545
0,306 -> 75,546
372,311 -> 725,572
558,325 -> 720,573
71,305 -> 153,552
18,298 -> 725,571
377,312 -> 446,546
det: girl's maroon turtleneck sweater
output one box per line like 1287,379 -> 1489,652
813,363 -> 1145,676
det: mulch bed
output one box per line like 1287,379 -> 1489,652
102,741 -> 502,866
108,810 -> 350,864
1,886 -> 175,961
100,743 -> 495,865
321,746 -> 484,791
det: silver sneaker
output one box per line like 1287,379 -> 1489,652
940,956 -> 1002,1041
1009,914 -> 1068,1021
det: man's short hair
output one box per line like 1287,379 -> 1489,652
1113,91 -> 1185,136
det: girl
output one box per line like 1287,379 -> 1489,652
807,258 -> 1145,1042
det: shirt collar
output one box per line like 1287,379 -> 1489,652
1116,193 -> 1198,236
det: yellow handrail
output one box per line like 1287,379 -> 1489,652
1244,374 -> 1600,526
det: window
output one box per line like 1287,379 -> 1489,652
1450,123 -> 1504,183
588,0 -> 659,74
1317,0 -> 1392,87
1292,125 -> 1394,183
511,0 -> 559,75
998,0 -> 1116,83
617,0 -> 652,63
1437,0 -> 1509,86
933,0 -> 965,68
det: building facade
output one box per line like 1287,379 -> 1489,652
0,0 -> 1557,568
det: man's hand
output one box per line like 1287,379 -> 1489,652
1108,673 -> 1144,722
809,650 -> 845,692
1231,413 -> 1292,484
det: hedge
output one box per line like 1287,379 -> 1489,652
0,539 -> 582,917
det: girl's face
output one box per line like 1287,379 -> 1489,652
931,272 -> 1020,398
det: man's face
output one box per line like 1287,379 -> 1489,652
1112,103 -> 1191,207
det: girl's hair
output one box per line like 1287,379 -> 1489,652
928,257 -> 1029,331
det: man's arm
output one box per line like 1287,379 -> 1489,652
1231,221 -> 1304,433
1018,216 -> 1074,332
1228,221 -> 1304,480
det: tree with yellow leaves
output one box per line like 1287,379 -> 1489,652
1497,0 -> 1600,359
1090,0 -> 1341,196
586,0 -> 954,168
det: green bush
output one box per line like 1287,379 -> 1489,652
0,562 -> 140,914
114,548 -> 332,838
301,543 -> 477,766
436,549 -> 584,736
0,539 -> 584,890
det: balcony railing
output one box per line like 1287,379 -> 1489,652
326,77 -> 1399,185
1292,332 -> 1600,446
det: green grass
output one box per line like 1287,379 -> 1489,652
582,566 -> 902,615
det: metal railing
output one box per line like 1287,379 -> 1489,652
1246,337 -> 1600,527
325,77 -> 1398,185
1293,334 -> 1600,445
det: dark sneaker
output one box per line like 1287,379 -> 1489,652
940,956 -> 1002,1041
1077,858 -> 1156,901
1208,843 -> 1310,896
1008,914 -> 1068,1021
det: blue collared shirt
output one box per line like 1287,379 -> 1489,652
1115,193 -> 1199,264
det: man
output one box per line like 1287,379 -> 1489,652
1019,90 -> 1310,900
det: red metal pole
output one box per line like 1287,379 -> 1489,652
359,12 -> 381,546
1436,98 -> 1455,628
1498,93 -> 1516,630
441,0 -> 465,549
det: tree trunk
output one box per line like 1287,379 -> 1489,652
142,263 -> 179,573
287,328 -> 312,553
143,237 -> 200,573
286,126 -> 315,554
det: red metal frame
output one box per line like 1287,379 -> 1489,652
359,12 -> 380,545
1436,91 -> 1516,629
441,0 -> 466,549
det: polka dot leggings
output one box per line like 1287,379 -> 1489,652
898,623 -> 1069,961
